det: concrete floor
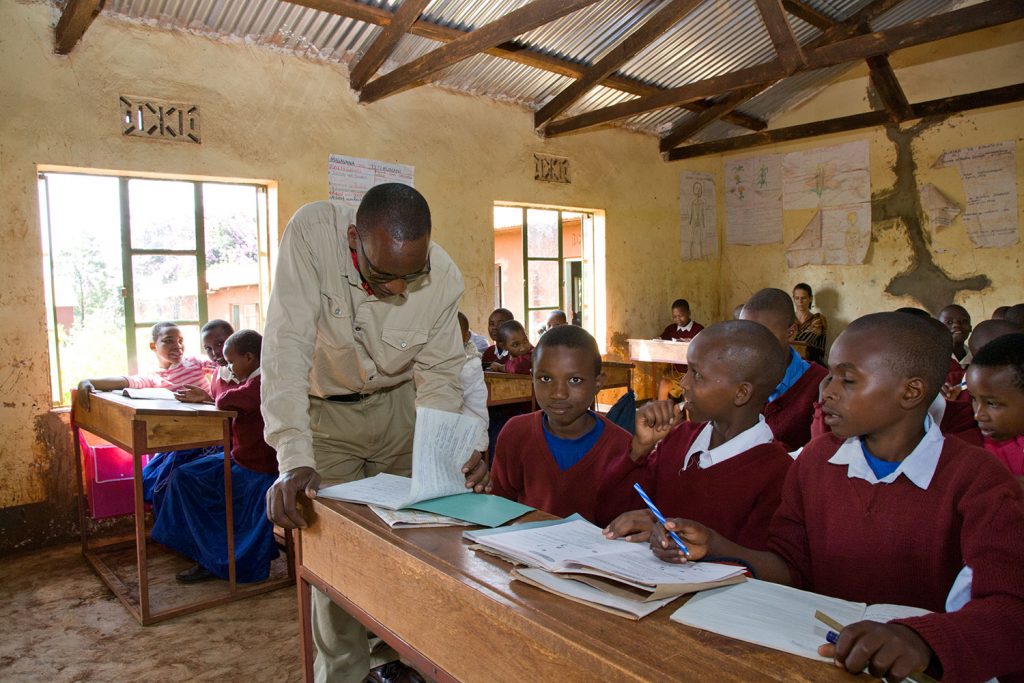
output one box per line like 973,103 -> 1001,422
0,543 -> 301,682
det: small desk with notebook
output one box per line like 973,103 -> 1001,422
296,500 -> 857,682
71,391 -> 292,625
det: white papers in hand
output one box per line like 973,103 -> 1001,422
406,406 -> 480,504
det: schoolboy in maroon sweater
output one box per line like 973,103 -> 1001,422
490,326 -> 633,527
480,307 -> 514,368
652,313 -> 1024,683
603,320 -> 792,551
740,288 -> 827,451
487,320 -> 534,375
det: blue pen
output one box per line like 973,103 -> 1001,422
826,630 -> 839,645
633,483 -> 690,558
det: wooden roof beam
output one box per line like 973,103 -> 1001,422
755,0 -> 805,71
666,83 -> 1024,160
55,0 -> 104,55
358,0 -> 604,104
544,0 -> 1024,137
658,86 -> 763,152
533,0 -> 703,128
347,0 -> 431,91
282,0 -> 765,131
867,54 -> 914,122
781,0 -> 833,30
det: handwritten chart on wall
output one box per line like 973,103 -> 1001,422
724,154 -> 782,245
680,171 -> 718,260
328,154 -> 415,207
933,141 -> 1019,248
783,141 -> 870,267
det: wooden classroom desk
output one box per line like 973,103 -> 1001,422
71,391 -> 292,625
483,371 -> 534,408
627,338 -> 690,365
296,500 -> 856,683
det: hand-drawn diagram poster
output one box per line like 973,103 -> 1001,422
933,141 -> 1018,248
680,171 -> 718,260
783,140 -> 870,267
724,154 -> 782,245
328,154 -> 415,207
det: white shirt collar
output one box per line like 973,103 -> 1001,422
827,415 -> 944,489
677,320 -> 694,333
216,364 -> 240,384
685,415 -> 775,469
927,392 -> 946,425
953,350 -> 972,369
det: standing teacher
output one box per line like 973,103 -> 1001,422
262,183 -> 488,683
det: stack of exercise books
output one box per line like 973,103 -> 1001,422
465,516 -> 746,619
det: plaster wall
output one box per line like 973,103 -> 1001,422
0,1 -> 696,544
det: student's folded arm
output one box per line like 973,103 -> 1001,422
890,482 -> 1024,682
261,218 -> 321,475
215,385 -> 260,415
763,461 -> 813,588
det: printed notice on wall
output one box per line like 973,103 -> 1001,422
328,154 -> 415,207
933,141 -> 1018,248
724,154 -> 782,245
680,171 -> 718,260
783,140 -> 870,210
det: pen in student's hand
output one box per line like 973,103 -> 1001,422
633,483 -> 690,558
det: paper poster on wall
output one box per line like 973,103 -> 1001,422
783,140 -> 870,210
328,154 -> 415,207
786,205 -> 870,268
918,183 -> 962,234
933,141 -> 1018,248
724,154 -> 782,245
680,171 -> 718,260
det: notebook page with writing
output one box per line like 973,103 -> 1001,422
404,407 -> 481,506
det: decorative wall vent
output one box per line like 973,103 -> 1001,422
534,153 -> 570,184
120,95 -> 201,143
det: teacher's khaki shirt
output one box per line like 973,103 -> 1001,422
261,201 -> 465,474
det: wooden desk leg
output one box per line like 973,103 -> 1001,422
132,420 -> 150,624
297,532 -> 314,683
72,424 -> 89,555
223,419 -> 237,592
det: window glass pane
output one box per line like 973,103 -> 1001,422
132,255 -> 198,322
134,324 -> 201,375
528,309 -> 555,344
526,209 -> 558,258
527,260 -> 559,308
128,179 -> 196,250
203,183 -> 263,331
43,173 -> 127,403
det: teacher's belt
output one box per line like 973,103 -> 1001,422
321,383 -> 401,403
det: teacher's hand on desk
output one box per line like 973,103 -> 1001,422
462,451 -> 491,493
266,466 -> 321,529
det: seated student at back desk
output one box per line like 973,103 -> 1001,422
490,326 -> 635,527
604,320 -> 792,551
739,288 -> 828,451
657,298 -> 704,401
651,313 -> 1024,683
76,320 -> 235,508
963,333 -> 1024,486
153,330 -> 279,584
480,307 -> 514,368
487,320 -> 534,375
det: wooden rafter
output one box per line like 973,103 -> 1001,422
358,0 -> 604,104
666,83 -> 1024,160
754,0 -> 805,70
55,0 -> 104,55
657,0 -> 907,151
534,0 -> 702,128
543,0 -> 1024,138
348,0 -> 431,91
866,54 -> 913,122
282,0 -> 766,130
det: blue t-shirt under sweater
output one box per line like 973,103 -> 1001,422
542,412 -> 605,471
860,440 -> 902,479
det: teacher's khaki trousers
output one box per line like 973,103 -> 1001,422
308,383 -> 415,683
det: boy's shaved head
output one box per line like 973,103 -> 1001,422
845,312 -> 951,398
1005,304 -> 1024,327
534,324 -> 602,376
696,320 -> 789,400
743,288 -> 797,324
971,333 -> 1024,391
969,319 -> 1022,356
497,319 -> 526,341
356,183 -> 430,242
224,329 -> 262,357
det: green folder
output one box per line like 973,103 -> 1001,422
407,493 -> 533,528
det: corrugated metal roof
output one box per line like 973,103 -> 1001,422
97,0 -> 969,139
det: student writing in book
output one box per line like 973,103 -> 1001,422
740,288 -> 828,451
152,330 -> 279,584
490,325 -> 634,527
486,319 -> 534,374
965,333 -> 1024,485
657,298 -> 704,401
603,320 -> 792,551
650,312 -> 1024,683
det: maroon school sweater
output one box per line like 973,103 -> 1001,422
490,411 -> 634,527
611,421 -> 791,551
214,373 -> 278,475
762,361 -> 828,451
769,433 -> 1024,683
